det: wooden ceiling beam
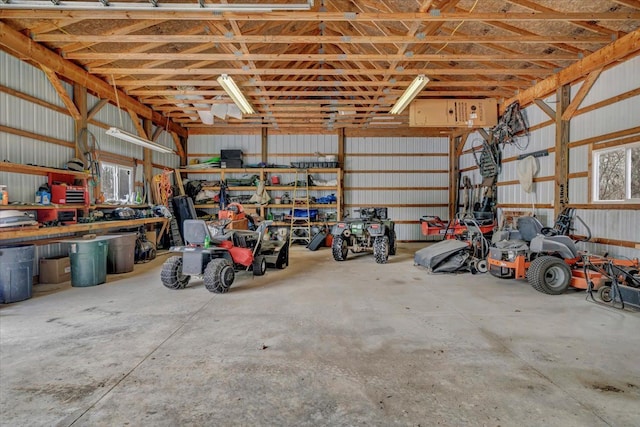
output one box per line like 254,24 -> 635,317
115,79 -> 525,88
2,10 -> 637,22
613,0 -> 640,9
71,52 -> 580,62
0,22 -> 186,137
503,29 -> 640,112
91,67 -> 552,76
130,89 -> 506,97
32,34 -> 614,44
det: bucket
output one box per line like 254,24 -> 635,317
0,244 -> 35,303
106,233 -> 136,274
68,238 -> 109,287
274,197 -> 282,204
271,176 -> 280,185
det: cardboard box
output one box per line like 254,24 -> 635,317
39,257 -> 71,284
410,98 -> 498,127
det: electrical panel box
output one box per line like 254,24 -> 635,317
409,99 -> 498,127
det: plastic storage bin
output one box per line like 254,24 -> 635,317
67,237 -> 110,287
0,244 -> 35,303
107,233 -> 136,274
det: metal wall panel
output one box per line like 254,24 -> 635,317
568,177 -> 589,204
579,55 -> 640,108
0,51 -> 67,107
571,96 -> 640,142
569,145 -> 589,174
344,136 -> 449,241
268,134 -> 337,167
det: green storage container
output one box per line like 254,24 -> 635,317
0,244 -> 35,303
68,238 -> 110,287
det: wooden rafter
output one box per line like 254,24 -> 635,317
41,66 -> 82,121
561,68 -> 603,120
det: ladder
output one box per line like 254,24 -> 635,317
288,169 -> 311,247
167,199 -> 184,246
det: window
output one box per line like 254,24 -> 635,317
593,143 -> 640,202
101,162 -> 134,203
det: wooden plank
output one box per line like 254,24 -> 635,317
128,109 -> 148,139
562,68 -> 603,120
171,132 -> 186,164
496,176 -> 555,187
41,66 -> 81,121
533,99 -> 556,119
573,87 -> 640,117
502,28 -> 640,111
0,162 -> 88,178
569,126 -> 640,148
554,85 -> 571,217
0,22 -> 186,138
90,67 -> 552,76
345,152 -> 448,157
344,169 -> 449,174
497,203 -> 554,209
261,128 -> 268,164
449,136 -> 459,221
0,124 -> 74,148
344,203 -> 448,208
0,218 -> 167,241
34,34 -> 614,44
87,98 -> 109,121
568,172 -> 589,179
0,84 -> 68,115
568,203 -> 640,210
338,128 -> 345,167
68,52 -> 580,62
1,10 -> 637,21
344,186 -> 448,191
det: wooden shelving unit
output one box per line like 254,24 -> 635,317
177,167 -> 343,224
0,163 -> 166,242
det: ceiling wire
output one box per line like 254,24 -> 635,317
433,0 -> 479,55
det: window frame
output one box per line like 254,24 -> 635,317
100,161 -> 134,203
591,142 -> 640,204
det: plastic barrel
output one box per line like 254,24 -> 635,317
69,240 -> 109,287
0,244 -> 35,303
106,233 -> 136,274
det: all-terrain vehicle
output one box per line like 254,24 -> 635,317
331,207 -> 396,264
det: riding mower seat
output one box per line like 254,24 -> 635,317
183,219 -> 211,246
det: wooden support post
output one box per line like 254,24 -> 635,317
73,84 -> 87,159
338,128 -> 345,165
261,127 -> 268,164
554,84 -> 571,217
143,119 -> 153,203
170,132 -> 186,165
449,135 -> 460,221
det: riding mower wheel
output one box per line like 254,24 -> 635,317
204,258 -> 235,293
597,285 -> 613,303
252,255 -> 267,276
161,256 -> 190,289
332,235 -> 348,261
373,235 -> 390,264
528,255 -> 571,295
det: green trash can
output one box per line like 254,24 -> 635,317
0,244 -> 35,303
67,238 -> 110,287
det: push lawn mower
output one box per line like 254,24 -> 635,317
487,213 -> 639,295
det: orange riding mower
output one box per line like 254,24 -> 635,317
487,214 -> 639,296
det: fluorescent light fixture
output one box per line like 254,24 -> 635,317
389,74 -> 429,114
106,127 -> 175,154
0,1 -> 313,12
217,74 -> 255,115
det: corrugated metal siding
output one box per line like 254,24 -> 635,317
345,136 -> 449,241
268,134 -> 336,167
571,96 -> 640,142
0,51 -> 67,107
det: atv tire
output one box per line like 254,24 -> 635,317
161,256 -> 190,289
332,235 -> 348,261
252,255 -> 267,276
528,255 -> 571,295
373,235 -> 390,264
388,230 -> 397,256
204,258 -> 235,293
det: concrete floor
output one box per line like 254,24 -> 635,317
1,243 -> 639,427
